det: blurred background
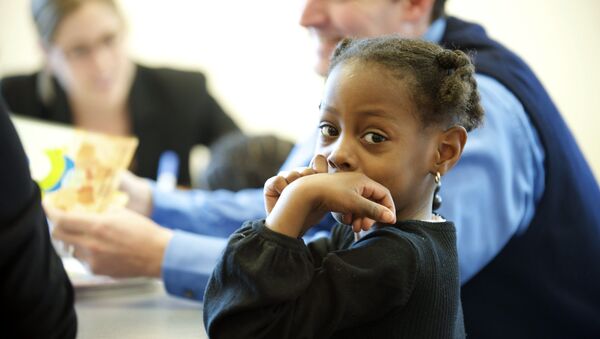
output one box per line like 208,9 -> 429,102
1,0 -> 598,177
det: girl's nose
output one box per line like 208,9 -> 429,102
326,140 -> 357,172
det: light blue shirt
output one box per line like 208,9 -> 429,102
155,18 -> 545,300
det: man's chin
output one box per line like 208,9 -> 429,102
314,61 -> 329,77
315,43 -> 339,75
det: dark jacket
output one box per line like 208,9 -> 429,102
0,64 -> 240,186
442,16 -> 600,338
0,98 -> 77,339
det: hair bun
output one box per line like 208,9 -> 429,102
436,50 -> 469,71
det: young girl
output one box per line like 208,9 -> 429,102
203,37 -> 483,338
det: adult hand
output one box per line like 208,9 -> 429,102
47,207 -> 173,278
264,154 -> 328,215
266,171 -> 396,238
119,171 -> 153,216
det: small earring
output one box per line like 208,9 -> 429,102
433,172 -> 442,211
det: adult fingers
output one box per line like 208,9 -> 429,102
45,207 -> 97,236
51,229 -> 90,263
118,170 -> 136,191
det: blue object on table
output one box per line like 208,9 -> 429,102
157,150 -> 179,191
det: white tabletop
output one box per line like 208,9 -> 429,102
75,280 -> 207,338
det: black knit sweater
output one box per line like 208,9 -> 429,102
204,219 -> 464,338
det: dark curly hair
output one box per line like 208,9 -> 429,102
197,132 -> 294,191
329,36 -> 484,132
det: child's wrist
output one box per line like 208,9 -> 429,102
265,215 -> 301,238
265,180 -> 315,238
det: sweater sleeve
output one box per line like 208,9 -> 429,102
203,220 -> 418,339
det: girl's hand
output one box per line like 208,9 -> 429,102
266,171 -> 397,238
264,154 -> 328,215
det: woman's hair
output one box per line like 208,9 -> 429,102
31,0 -> 122,44
329,36 -> 484,132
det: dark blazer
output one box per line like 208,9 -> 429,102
0,64 -> 241,186
0,98 -> 77,339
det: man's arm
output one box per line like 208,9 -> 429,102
151,187 -> 266,237
439,74 -> 545,283
161,231 -> 227,300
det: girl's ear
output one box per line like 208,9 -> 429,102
433,125 -> 467,175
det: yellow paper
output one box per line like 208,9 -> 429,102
43,130 -> 138,212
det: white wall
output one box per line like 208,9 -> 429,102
1,0 -> 599,177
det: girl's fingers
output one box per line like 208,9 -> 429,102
351,217 -> 375,233
284,171 -> 302,184
352,218 -> 361,233
264,175 -> 289,197
359,184 -> 396,218
342,213 -> 353,225
310,154 -> 328,173
349,193 -> 396,225
299,167 -> 316,177
278,167 -> 318,185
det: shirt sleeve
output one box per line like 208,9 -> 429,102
438,74 -> 545,283
151,187 -> 266,237
203,220 -> 417,338
161,230 -> 227,301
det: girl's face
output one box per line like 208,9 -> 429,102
45,1 -> 131,105
317,61 -> 439,220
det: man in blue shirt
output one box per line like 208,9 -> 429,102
51,0 -> 600,336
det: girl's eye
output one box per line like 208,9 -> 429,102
363,132 -> 387,144
319,124 -> 339,137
